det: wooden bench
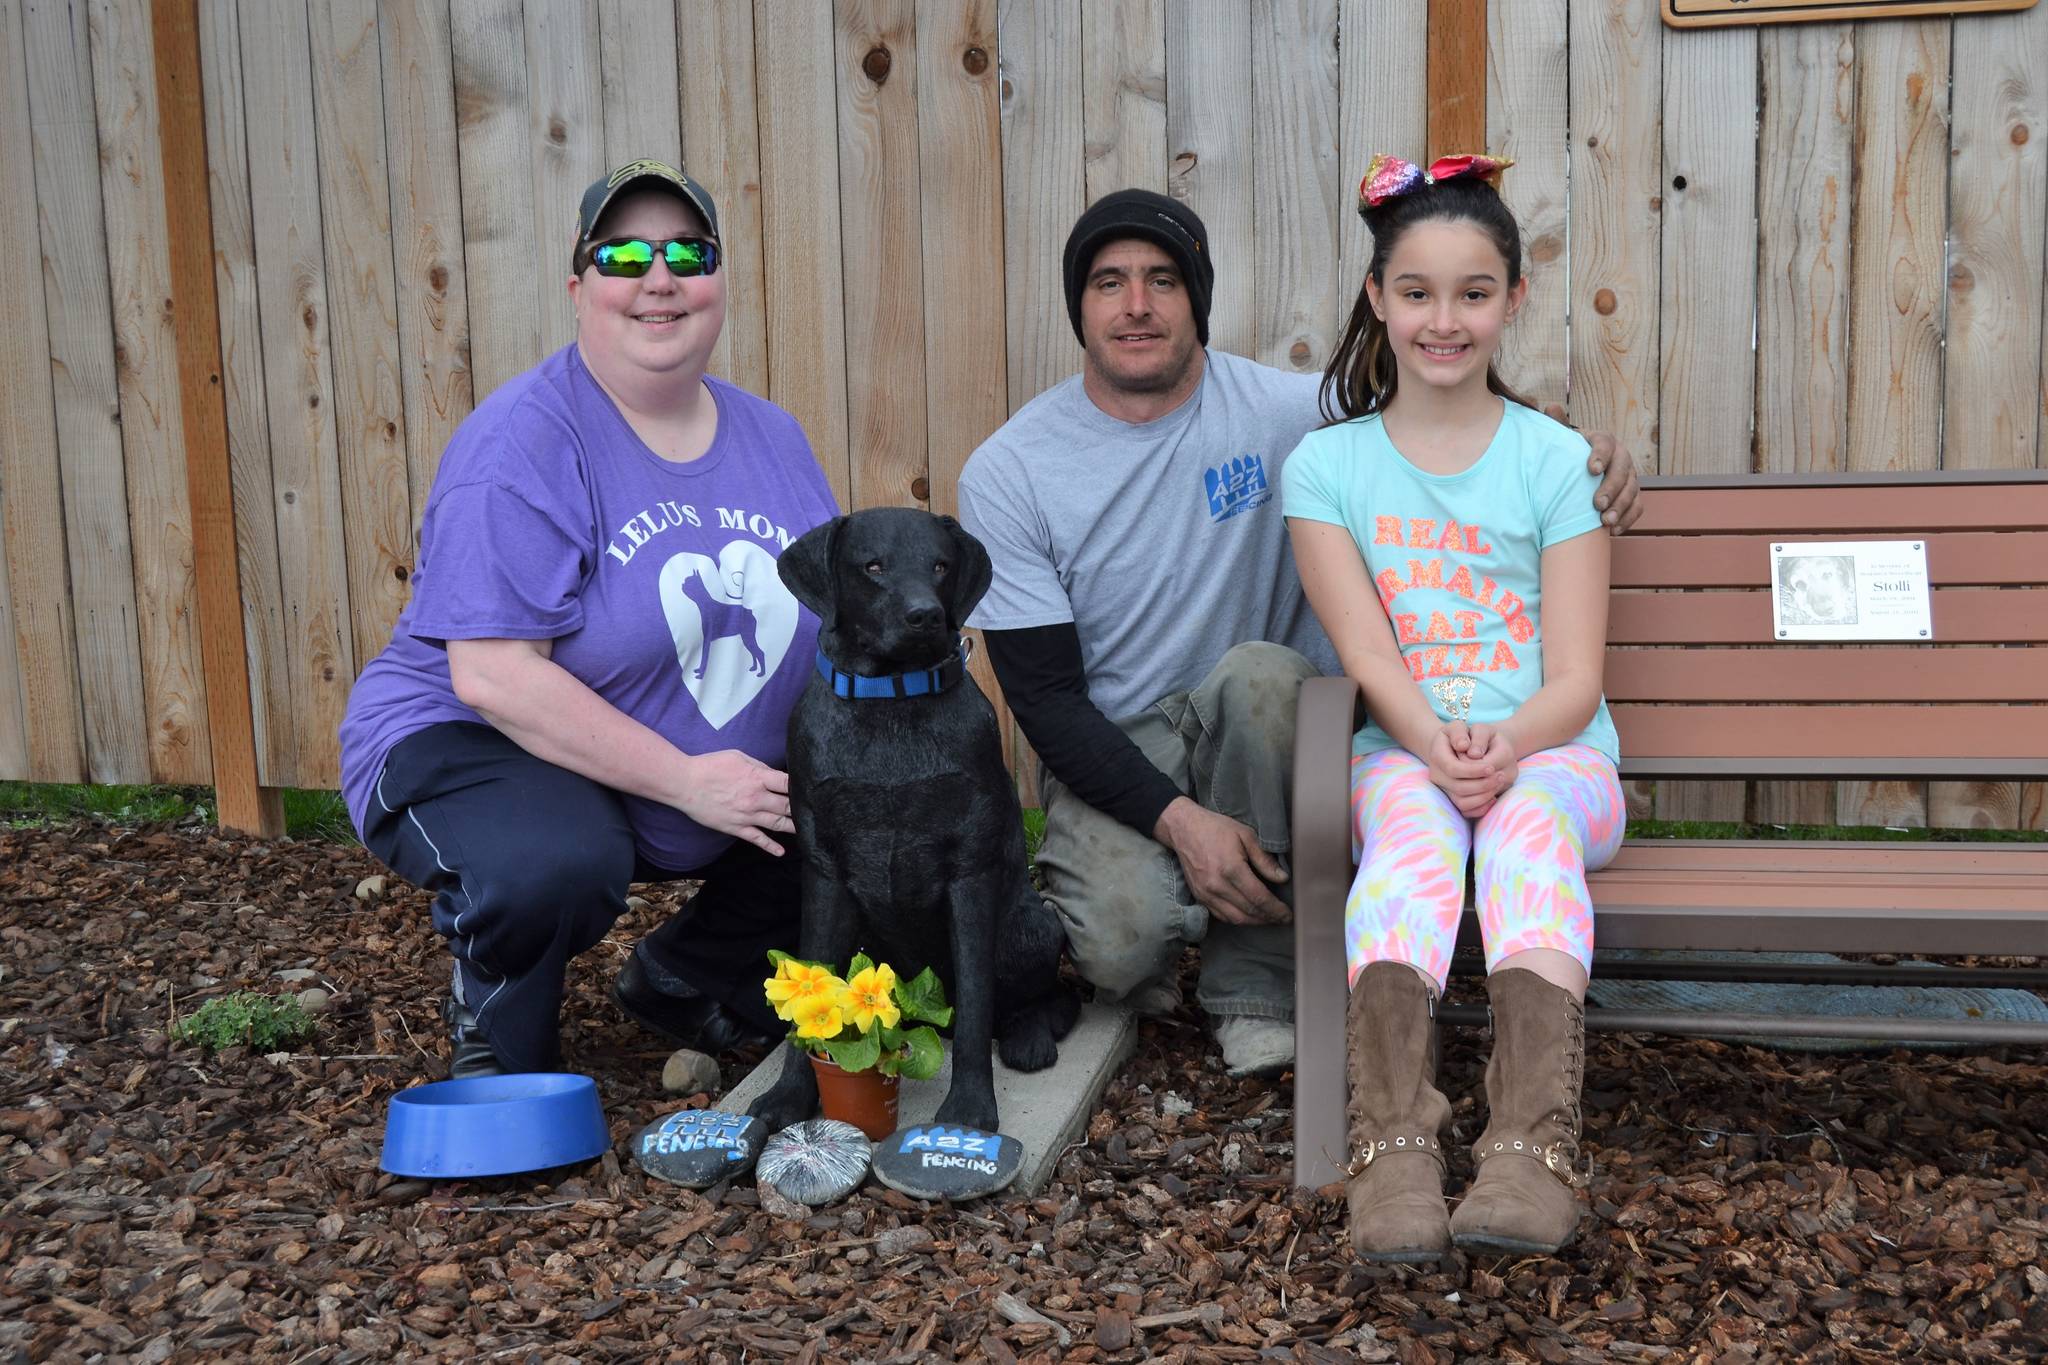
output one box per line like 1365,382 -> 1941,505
1288,471 -> 2048,1189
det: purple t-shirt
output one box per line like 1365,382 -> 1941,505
338,345 -> 839,870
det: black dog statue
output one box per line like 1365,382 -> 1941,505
751,508 -> 1079,1135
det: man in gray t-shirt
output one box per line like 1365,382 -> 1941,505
958,189 -> 1640,1076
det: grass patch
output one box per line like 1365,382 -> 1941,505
1629,818 -> 2048,843
170,990 -> 317,1053
0,782 -> 355,841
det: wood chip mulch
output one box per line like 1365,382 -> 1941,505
2,820 -> 2045,1364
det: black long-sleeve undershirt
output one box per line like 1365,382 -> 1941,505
982,623 -> 1185,836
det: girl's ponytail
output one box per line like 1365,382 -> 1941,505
1320,267 -> 1400,423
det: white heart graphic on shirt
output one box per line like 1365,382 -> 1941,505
657,541 -> 797,729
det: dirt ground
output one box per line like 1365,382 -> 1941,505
2,818 -> 2044,1364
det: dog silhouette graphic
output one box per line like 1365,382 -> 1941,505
678,570 -> 766,679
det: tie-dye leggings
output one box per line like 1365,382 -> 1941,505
1346,744 -> 1626,992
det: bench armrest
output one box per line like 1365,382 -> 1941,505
1292,674 -> 1362,1188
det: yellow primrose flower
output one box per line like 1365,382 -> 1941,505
764,960 -> 841,1021
791,990 -> 846,1041
840,963 -> 901,1033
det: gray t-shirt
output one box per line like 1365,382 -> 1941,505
959,350 -> 1338,720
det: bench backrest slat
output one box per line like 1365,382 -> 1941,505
1605,646 -> 2046,702
1609,588 -> 2048,644
1612,531 -> 2047,588
1609,474 -> 2047,782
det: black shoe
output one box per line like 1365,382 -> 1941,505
612,951 -> 774,1053
442,996 -> 507,1080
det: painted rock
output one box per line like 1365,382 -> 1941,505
871,1124 -> 1021,1201
756,1119 -> 871,1205
631,1109 -> 764,1188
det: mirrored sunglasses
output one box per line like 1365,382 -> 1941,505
582,236 -> 720,279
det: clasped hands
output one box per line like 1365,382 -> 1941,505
1427,720 -> 1519,819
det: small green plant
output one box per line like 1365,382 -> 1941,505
171,991 -> 317,1052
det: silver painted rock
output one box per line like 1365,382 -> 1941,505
871,1125 -> 1021,1201
632,1109 -> 763,1188
756,1119 -> 871,1205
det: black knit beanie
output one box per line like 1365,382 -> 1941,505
1062,189 -> 1215,346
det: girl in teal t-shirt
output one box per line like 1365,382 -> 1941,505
1281,155 -> 1625,1265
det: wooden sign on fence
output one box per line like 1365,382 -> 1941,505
1664,0 -> 2035,27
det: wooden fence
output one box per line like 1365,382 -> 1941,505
1,0 -> 2044,835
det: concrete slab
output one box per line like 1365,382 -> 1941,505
719,1003 -> 1136,1196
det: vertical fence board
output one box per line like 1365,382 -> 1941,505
836,0 -> 928,513
379,0 -> 474,519
994,0 -> 1082,802
523,0 -> 602,356
998,0 -> 1083,409
1840,18 -> 1950,829
1166,1 -> 1253,358
1082,0 -> 1166,201
309,0 -> 415,673
1944,3 -> 2045,474
1655,24 -> 1755,823
1251,0 -> 1339,378
1756,25 -> 1853,478
1567,0 -> 1662,465
93,0 -> 211,783
198,0 -> 294,785
1660,27 -> 1757,478
1427,0 -> 1487,157
240,0 -> 353,787
678,0 -> 767,396
26,0 -> 149,782
1931,2 -> 2044,831
919,0 -> 1007,509
919,0 -> 1012,768
755,0 -> 850,505
0,0 -> 85,780
599,0 -> 680,171
450,0 -> 539,398
1338,0 -> 1426,344
1488,0 -> 1568,411
1752,24 -> 1854,826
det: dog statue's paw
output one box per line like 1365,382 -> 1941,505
997,1021 -> 1058,1073
746,1049 -> 820,1133
997,987 -> 1080,1072
933,1090 -> 999,1137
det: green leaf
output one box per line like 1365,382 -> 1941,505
848,950 -> 875,978
894,966 -> 952,1026
821,1030 -> 882,1073
766,948 -> 832,972
897,1026 -> 945,1081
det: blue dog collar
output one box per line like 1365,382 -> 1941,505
817,639 -> 970,700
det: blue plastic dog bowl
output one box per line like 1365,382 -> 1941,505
380,1073 -> 610,1178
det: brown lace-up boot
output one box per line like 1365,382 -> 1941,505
1344,961 -> 1452,1262
1449,967 -> 1588,1254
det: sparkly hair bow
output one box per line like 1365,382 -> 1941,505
1358,153 -> 1515,214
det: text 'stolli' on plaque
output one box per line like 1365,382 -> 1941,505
1770,540 -> 1933,643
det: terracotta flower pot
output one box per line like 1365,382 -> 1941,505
808,1053 -> 900,1140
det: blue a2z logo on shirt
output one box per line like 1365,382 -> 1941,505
1205,454 -> 1271,523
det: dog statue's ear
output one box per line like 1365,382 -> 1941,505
779,515 -> 845,627
936,515 -> 993,630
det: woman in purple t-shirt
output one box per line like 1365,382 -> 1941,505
339,161 -> 839,1078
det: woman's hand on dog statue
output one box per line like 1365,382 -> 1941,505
1155,797 -> 1291,926
675,750 -> 795,856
